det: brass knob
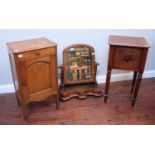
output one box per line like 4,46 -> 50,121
124,55 -> 131,62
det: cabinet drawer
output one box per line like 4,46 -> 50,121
112,47 -> 142,70
16,47 -> 56,61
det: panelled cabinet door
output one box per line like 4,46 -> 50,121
20,56 -> 58,102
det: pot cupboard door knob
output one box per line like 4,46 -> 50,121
22,81 -> 27,86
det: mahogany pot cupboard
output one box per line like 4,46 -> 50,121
104,35 -> 149,106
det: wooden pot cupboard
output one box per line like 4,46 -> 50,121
104,35 -> 149,106
7,38 -> 59,120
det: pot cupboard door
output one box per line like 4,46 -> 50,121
21,56 -> 57,102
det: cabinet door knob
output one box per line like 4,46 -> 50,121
22,81 -> 27,86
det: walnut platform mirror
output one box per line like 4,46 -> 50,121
59,44 -> 103,101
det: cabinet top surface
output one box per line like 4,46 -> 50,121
7,37 -> 57,53
109,35 -> 149,48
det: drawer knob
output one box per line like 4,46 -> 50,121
35,52 -> 40,56
124,55 -> 131,62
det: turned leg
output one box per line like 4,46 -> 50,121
56,94 -> 59,109
104,70 -> 112,103
15,94 -> 21,107
131,71 -> 138,94
22,104 -> 29,121
131,73 -> 143,107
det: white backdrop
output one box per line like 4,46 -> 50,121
0,29 -> 155,87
